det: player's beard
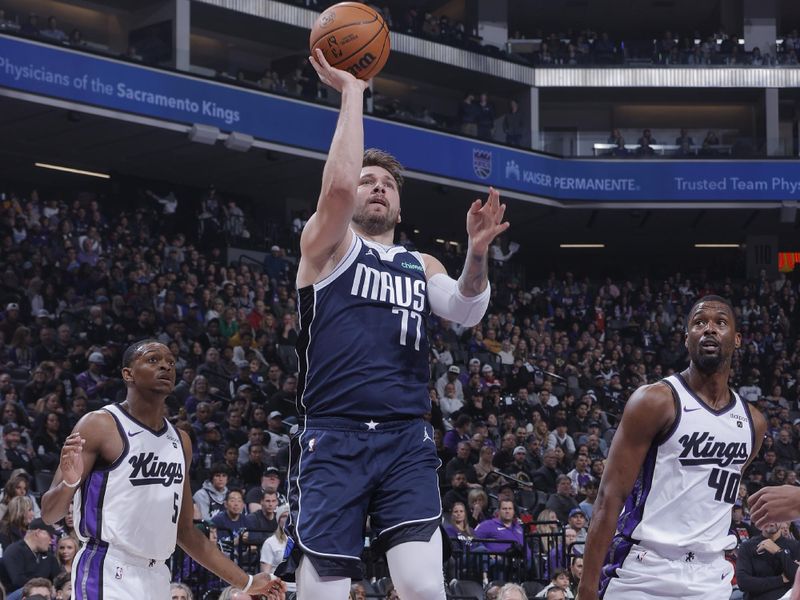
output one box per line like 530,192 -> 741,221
693,349 -> 729,374
352,203 -> 399,237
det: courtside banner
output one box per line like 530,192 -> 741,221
1,34 -> 799,202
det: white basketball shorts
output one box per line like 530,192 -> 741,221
600,541 -> 734,600
72,542 -> 170,600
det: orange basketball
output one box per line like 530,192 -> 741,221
310,2 -> 390,80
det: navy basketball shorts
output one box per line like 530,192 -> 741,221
283,417 -> 442,579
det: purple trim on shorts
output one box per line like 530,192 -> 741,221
80,471 -> 107,538
618,442 -> 658,538
74,541 -> 108,600
598,536 -> 634,598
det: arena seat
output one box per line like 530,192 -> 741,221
34,469 -> 54,494
375,576 -> 393,595
449,578 -> 484,600
523,580 -> 545,597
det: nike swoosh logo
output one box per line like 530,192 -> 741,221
128,430 -> 143,437
683,407 -> 701,413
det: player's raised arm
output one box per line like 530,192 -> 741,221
41,411 -> 117,525
576,383 -> 675,600
298,49 -> 369,276
423,187 -> 509,327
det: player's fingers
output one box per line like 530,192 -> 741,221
313,47 -> 330,69
490,187 -> 500,207
495,203 -> 507,224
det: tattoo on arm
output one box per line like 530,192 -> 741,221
458,248 -> 488,297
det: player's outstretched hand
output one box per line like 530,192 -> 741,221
466,187 -> 510,254
750,485 -> 800,528
308,48 -> 368,94
59,432 -> 85,487
247,573 -> 286,599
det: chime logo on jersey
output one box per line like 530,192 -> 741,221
128,451 -> 184,486
677,431 -> 749,467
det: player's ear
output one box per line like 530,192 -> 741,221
121,366 -> 134,384
734,332 -> 741,349
396,209 -> 401,225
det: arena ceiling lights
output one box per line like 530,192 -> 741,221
559,244 -> 605,249
34,162 -> 110,179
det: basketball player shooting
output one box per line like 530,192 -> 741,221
577,296 -> 767,600
273,49 -> 508,600
41,340 -> 285,600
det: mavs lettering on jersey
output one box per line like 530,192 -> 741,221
128,452 -> 184,486
296,235 -> 431,420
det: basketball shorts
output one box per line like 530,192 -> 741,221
72,542 -> 170,600
599,537 -> 734,600
278,417 -> 443,579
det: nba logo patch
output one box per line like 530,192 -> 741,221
472,149 -> 492,179
115,566 -> 124,579
308,438 -> 316,452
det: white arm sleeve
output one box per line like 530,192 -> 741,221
427,273 -> 490,328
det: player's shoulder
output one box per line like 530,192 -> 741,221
74,406 -> 117,432
621,381 -> 677,423
628,380 -> 675,406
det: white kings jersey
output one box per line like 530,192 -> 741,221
73,404 -> 185,560
616,373 -> 756,553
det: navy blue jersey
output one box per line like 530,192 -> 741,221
295,234 -> 431,420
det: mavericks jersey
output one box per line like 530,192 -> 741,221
296,234 -> 430,420
617,373 -> 755,553
74,404 -> 185,560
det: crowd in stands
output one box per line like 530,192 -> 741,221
599,127 -> 736,158
0,180 -> 799,599
512,28 -> 800,67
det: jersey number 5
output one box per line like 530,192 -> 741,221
392,307 -> 422,351
172,492 -> 180,523
707,467 -> 741,504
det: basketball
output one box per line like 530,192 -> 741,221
309,2 -> 390,80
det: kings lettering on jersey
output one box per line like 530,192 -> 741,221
615,374 -> 755,555
677,432 -> 749,468
128,451 -> 184,487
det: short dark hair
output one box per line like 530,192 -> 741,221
209,463 -> 229,477
363,148 -> 404,193
687,295 -> 736,331
122,339 -> 162,368
225,489 -> 243,501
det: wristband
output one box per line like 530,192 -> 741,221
241,573 -> 253,594
63,478 -> 81,489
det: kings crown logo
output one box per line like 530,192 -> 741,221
473,149 -> 492,179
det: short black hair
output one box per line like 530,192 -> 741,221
686,295 -> 737,331
225,489 -> 243,501
209,463 -> 229,477
122,339 -> 162,368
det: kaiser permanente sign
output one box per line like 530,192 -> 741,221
1,34 -> 799,202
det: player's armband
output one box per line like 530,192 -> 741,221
427,273 -> 490,327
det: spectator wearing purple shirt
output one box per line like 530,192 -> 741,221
443,414 -> 472,455
75,351 -> 112,402
474,499 -> 527,558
